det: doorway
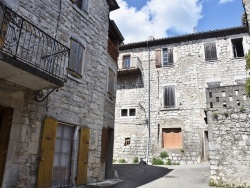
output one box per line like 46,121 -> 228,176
203,131 -> 209,162
105,128 -> 114,179
0,107 -> 13,186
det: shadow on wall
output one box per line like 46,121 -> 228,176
117,74 -> 144,90
113,164 -> 172,188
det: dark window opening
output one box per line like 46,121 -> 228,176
232,38 -> 244,58
164,86 -> 175,107
129,109 -> 136,116
216,97 -> 219,102
124,138 -> 130,146
237,100 -> 240,106
210,102 -> 213,108
204,42 -> 217,61
121,109 -> 128,116
204,111 -> 208,124
223,101 -> 227,108
209,92 -> 212,98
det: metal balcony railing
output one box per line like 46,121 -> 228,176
0,3 -> 69,82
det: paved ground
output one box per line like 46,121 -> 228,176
113,162 -> 210,188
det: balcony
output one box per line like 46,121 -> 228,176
0,3 -> 69,90
118,56 -> 142,76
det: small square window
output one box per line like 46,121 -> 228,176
210,102 -> 213,108
216,97 -> 219,102
229,96 -> 233,102
129,109 -> 136,116
222,91 -> 225,97
72,0 -> 89,12
223,101 -> 227,108
209,92 -> 212,98
125,138 -> 130,146
232,38 -> 244,58
237,100 -> 240,106
121,109 -> 128,116
235,90 -> 239,96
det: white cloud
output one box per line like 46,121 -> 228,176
110,0 -> 203,43
219,0 -> 234,4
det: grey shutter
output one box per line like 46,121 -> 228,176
69,40 -> 79,72
168,48 -> 173,64
81,0 -> 89,12
204,44 -> 210,61
76,45 -> 84,75
164,86 -> 175,107
211,43 -> 217,60
155,49 -> 161,68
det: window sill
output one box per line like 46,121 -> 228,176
163,64 -> 174,68
232,57 -> 245,59
67,68 -> 82,79
205,59 -> 218,62
160,107 -> 179,111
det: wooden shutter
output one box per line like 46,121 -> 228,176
164,86 -> 175,107
155,49 -> 162,68
108,69 -> 115,96
163,128 -> 182,149
211,43 -> 217,60
76,44 -> 84,75
69,39 -> 79,72
204,43 -> 210,61
0,11 -> 10,49
37,117 -> 58,188
101,127 -> 108,162
168,48 -> 173,64
77,127 -> 90,185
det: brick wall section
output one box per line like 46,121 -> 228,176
114,33 -> 250,164
206,85 -> 250,186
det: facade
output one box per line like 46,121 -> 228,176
0,0 -> 123,187
114,26 -> 250,165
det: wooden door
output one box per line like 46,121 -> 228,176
0,107 -> 13,186
162,128 -> 182,149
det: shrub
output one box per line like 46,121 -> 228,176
166,159 -> 172,165
160,151 -> 168,158
133,156 -> 139,163
118,159 -> 126,163
152,158 -> 164,165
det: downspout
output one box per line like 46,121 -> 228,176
146,41 -> 151,163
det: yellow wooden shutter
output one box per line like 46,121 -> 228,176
37,117 -> 58,188
101,127 -> 108,162
76,127 -> 90,185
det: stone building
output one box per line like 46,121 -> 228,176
114,26 -> 250,165
0,0 -> 123,187
206,85 -> 250,186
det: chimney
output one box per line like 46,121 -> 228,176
148,36 -> 154,41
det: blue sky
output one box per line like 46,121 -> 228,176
110,0 -> 244,43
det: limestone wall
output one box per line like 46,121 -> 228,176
114,32 -> 250,164
206,85 -> 250,186
0,0 -> 116,187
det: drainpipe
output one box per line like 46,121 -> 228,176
146,41 -> 151,163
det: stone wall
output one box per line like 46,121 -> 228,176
114,32 -> 250,164
206,85 -> 250,186
0,0 -> 117,187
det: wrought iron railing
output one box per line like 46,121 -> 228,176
0,3 -> 69,82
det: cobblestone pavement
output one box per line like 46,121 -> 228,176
113,162 -> 210,188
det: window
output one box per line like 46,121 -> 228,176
129,109 -> 136,116
204,42 -> 217,61
162,128 -> 182,149
121,109 -> 128,116
163,86 -> 175,108
207,81 -> 220,88
72,0 -> 89,12
162,48 -> 173,66
68,38 -> 85,79
121,108 -> 136,117
52,124 -> 75,187
232,38 -> 244,58
124,138 -> 131,146
123,55 -> 130,69
108,69 -> 115,97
